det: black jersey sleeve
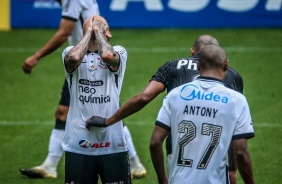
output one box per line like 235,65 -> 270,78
230,67 -> 244,94
150,61 -> 171,91
235,73 -> 244,94
225,67 -> 244,94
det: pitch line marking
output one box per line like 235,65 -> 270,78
0,120 -> 281,127
0,120 -> 54,125
0,47 -> 281,53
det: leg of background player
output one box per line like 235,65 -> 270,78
123,125 -> 147,178
19,105 -> 68,179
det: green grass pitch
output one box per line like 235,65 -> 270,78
0,28 -> 281,184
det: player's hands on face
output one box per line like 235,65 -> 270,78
92,15 -> 106,33
22,55 -> 39,74
83,16 -> 94,34
85,116 -> 108,130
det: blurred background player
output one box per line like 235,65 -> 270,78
20,0 -> 146,179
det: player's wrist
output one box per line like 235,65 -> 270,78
105,119 -> 109,126
33,52 -> 42,60
86,116 -> 107,130
85,29 -> 93,34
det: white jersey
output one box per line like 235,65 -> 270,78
156,76 -> 254,184
61,45 -> 128,156
61,0 -> 100,46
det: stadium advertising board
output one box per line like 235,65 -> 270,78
11,0 -> 282,28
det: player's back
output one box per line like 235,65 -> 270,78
152,55 -> 243,94
167,76 -> 246,184
164,56 -> 199,93
153,55 -> 244,158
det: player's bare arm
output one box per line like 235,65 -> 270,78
64,18 -> 93,73
232,138 -> 255,184
107,81 -> 165,125
150,125 -> 169,184
22,18 -> 75,74
86,81 -> 164,129
93,16 -> 119,70
228,147 -> 238,184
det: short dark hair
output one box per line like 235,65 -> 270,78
193,35 -> 219,54
199,44 -> 226,70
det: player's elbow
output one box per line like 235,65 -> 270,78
100,51 -> 117,64
137,92 -> 154,105
64,55 -> 81,70
65,55 -> 80,64
235,149 -> 249,164
149,138 -> 162,151
61,33 -> 70,42
58,30 -> 71,43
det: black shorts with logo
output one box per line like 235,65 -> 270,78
65,151 -> 131,184
59,79 -> 70,106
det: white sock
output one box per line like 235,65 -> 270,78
130,154 -> 142,167
123,125 -> 137,159
42,129 -> 64,169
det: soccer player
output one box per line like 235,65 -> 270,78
86,35 -> 242,183
20,0 -> 145,179
150,44 -> 255,184
62,15 -> 131,183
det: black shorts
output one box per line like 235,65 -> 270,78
65,151 -> 131,184
59,79 -> 70,106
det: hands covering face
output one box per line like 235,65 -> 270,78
83,16 -> 94,34
92,15 -> 107,33
83,15 -> 112,41
92,16 -> 112,41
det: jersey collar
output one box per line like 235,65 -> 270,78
197,76 -> 224,85
87,50 -> 99,54
193,54 -> 199,59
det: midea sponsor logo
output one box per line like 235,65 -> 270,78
180,84 -> 228,103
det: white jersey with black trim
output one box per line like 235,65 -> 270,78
61,0 -> 100,46
156,76 -> 254,184
61,45 -> 128,156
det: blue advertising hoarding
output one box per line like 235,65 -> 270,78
11,0 -> 61,28
11,0 -> 282,28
